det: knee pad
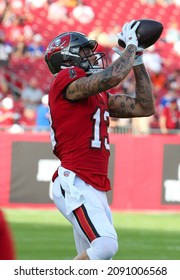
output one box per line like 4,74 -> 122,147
86,236 -> 118,260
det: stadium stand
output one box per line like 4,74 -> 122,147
0,0 -> 179,133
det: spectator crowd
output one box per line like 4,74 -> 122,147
0,0 -> 179,134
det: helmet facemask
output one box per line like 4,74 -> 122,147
60,42 -> 107,74
79,46 -> 107,74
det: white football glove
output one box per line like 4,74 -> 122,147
117,20 -> 140,48
112,46 -> 144,67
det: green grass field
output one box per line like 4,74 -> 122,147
3,208 -> 180,260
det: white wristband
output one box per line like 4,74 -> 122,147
133,51 -> 143,66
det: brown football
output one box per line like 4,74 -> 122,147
118,19 -> 164,49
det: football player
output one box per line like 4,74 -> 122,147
45,20 -> 155,260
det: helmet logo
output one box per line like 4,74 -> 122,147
54,38 -> 61,46
52,34 -> 70,50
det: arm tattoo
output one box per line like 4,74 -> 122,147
109,64 -> 155,118
68,45 -> 137,98
134,65 -> 153,105
109,95 -> 137,118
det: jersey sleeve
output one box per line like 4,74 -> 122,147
54,66 -> 86,94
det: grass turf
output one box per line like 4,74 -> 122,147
3,208 -> 180,260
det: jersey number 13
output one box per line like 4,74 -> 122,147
91,108 -> 110,151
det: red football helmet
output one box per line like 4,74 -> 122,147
45,31 -> 107,75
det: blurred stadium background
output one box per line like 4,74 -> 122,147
0,0 -> 180,260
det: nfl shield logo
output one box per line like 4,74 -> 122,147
64,171 -> 70,177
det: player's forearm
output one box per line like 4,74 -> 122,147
103,44 -> 137,87
67,45 -> 136,100
133,64 -> 155,116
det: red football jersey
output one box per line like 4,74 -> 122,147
49,66 -> 111,191
0,210 -> 16,260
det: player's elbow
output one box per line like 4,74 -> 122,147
144,105 -> 156,116
138,102 -> 155,117
144,96 -> 156,116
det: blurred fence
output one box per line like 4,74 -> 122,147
0,131 -> 180,211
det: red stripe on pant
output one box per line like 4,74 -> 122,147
73,205 -> 100,242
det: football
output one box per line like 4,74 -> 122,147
118,19 -> 164,49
